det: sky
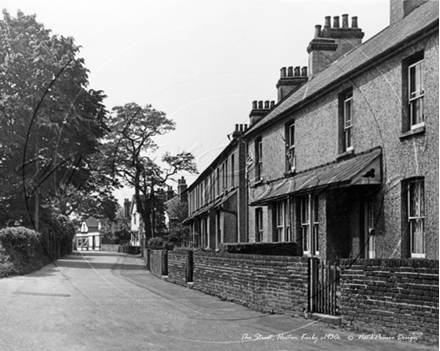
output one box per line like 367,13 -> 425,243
1,0 -> 390,206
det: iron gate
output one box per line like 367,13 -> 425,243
309,257 -> 340,315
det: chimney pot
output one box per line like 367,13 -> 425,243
294,66 -> 300,76
264,101 -> 270,109
280,67 -> 287,77
252,101 -> 258,109
324,16 -> 331,28
301,66 -> 308,76
351,16 -> 358,28
342,14 -> 349,28
270,101 -> 275,109
314,24 -> 322,38
333,16 -> 340,28
235,124 -> 239,131
258,101 -> 263,109
287,66 -> 293,76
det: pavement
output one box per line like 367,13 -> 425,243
0,251 -> 437,351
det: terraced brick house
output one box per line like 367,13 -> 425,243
184,124 -> 248,249
244,0 -> 438,262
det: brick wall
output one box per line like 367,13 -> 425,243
340,259 -> 439,341
167,250 -> 188,286
192,252 -> 309,316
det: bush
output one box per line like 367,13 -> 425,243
0,227 -> 50,278
147,236 -> 173,250
219,242 -> 299,256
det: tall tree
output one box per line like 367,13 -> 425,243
0,10 -> 110,229
103,102 -> 197,240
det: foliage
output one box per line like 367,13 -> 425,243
166,199 -> 188,230
147,236 -> 173,250
0,226 -> 39,245
0,226 -> 51,278
102,102 -> 197,240
166,224 -> 190,247
218,242 -> 299,256
0,10 -> 111,228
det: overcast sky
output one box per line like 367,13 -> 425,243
1,0 -> 390,205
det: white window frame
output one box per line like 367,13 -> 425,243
276,201 -> 284,242
301,195 -> 319,256
366,201 -> 376,259
256,208 -> 263,242
286,123 -> 296,172
408,179 -> 425,258
256,139 -> 263,181
344,92 -> 353,152
301,196 -> 310,254
408,59 -> 425,130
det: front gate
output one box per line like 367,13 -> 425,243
309,258 -> 340,315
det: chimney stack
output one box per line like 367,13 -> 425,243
232,123 -> 249,138
308,14 -> 364,77
389,0 -> 428,26
177,176 -> 187,203
249,100 -> 275,126
276,65 -> 308,102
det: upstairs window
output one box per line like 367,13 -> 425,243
255,137 -> 263,181
402,51 -> 425,133
285,122 -> 295,172
408,58 -> 424,128
343,91 -> 353,152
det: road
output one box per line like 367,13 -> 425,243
0,251 -> 436,351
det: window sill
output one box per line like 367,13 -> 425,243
410,254 -> 426,259
336,148 -> 354,160
400,125 -> 425,140
284,169 -> 296,178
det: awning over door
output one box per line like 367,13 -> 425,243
250,148 -> 381,206
184,189 -> 238,223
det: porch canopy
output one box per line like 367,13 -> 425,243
250,148 -> 381,206
184,189 -> 238,223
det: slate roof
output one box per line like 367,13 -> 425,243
247,0 -> 439,135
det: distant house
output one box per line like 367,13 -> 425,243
129,196 -> 143,247
75,217 -> 102,251
164,176 -> 187,230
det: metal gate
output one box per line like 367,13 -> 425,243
309,258 -> 340,315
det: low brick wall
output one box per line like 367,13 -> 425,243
149,249 -> 167,278
340,259 -> 439,342
193,252 -> 309,316
167,251 -> 188,286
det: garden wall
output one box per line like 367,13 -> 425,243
192,252 -> 309,316
340,259 -> 439,342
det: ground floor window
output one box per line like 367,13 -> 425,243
275,199 -> 291,242
365,200 -> 376,259
256,208 -> 263,242
408,179 -> 425,258
301,194 -> 319,255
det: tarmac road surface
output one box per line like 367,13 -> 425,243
0,251 -> 436,351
